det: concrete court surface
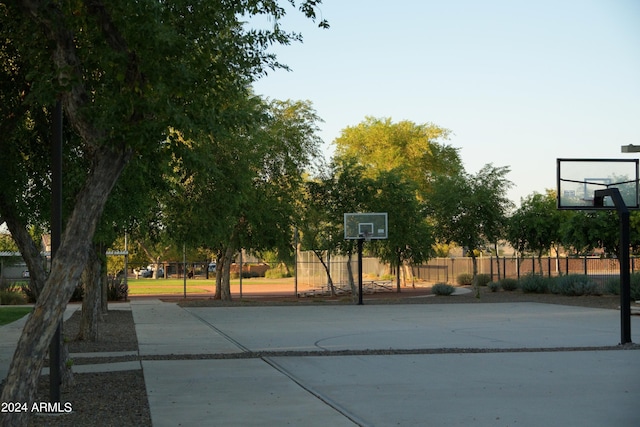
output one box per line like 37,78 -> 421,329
133,300 -> 640,427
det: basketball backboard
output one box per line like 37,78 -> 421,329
344,212 -> 388,240
556,158 -> 640,210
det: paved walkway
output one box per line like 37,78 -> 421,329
2,300 -> 640,426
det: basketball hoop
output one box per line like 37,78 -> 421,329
360,231 -> 372,242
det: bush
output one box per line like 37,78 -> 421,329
265,268 -> 291,279
500,278 -> 518,291
107,276 -> 128,301
487,281 -> 500,292
549,275 -> 601,296
476,274 -> 492,287
456,273 -> 473,286
631,273 -> 640,300
432,283 -> 455,296
519,274 -> 548,294
0,289 -> 27,305
605,274 -> 640,300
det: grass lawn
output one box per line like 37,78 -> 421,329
127,277 -> 295,296
0,307 -> 32,326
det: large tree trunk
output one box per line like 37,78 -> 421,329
0,148 -> 130,427
77,244 -> 104,342
219,245 -> 234,301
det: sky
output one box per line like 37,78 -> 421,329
251,0 -> 640,206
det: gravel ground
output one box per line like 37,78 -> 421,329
4,286 -> 637,427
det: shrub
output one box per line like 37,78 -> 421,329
265,268 -> 291,279
487,281 -> 500,292
606,274 -> 640,300
0,289 -> 27,305
500,278 -> 518,291
456,273 -> 473,286
519,274 -> 548,294
107,276 -> 128,301
549,275 -> 601,296
476,274 -> 492,287
631,273 -> 640,300
432,283 -> 455,296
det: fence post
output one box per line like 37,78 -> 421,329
531,256 -> 535,275
584,256 -> 587,276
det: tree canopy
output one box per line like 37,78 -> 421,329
333,117 -> 462,196
428,164 -> 513,295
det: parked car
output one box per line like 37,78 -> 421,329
208,263 -> 216,273
135,267 -> 152,278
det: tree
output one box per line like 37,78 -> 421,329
369,168 -> 434,291
428,164 -> 513,297
507,190 -> 565,272
0,2 -> 328,424
162,98 -> 323,300
333,117 -> 462,196
299,157 -> 377,298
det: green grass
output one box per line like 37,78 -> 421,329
0,307 -> 32,326
126,277 -> 294,296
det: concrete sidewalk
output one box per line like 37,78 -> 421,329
132,300 -> 640,427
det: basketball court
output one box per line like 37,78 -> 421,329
133,299 -> 640,427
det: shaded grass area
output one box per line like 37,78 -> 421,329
0,306 -> 32,326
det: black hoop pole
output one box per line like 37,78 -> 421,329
594,188 -> 632,344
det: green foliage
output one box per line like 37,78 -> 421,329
333,117 -> 461,196
499,278 -> 519,291
606,274 -> 640,300
431,283 -> 455,296
456,273 -> 473,286
548,275 -> 601,296
428,164 -> 513,260
0,287 -> 27,305
560,211 -> 622,257
487,281 -> 501,292
519,274 -> 548,294
0,234 -> 18,252
369,168 -> 434,267
265,266 -> 291,279
507,190 -> 564,257
476,274 -> 491,287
